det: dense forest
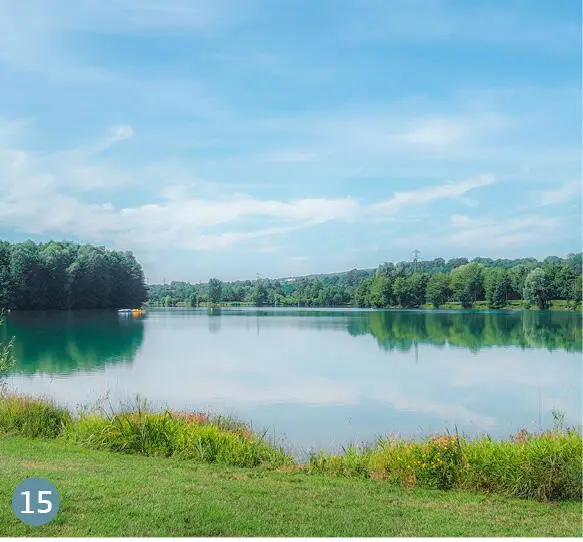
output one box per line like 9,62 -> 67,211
0,241 -> 146,310
0,240 -> 580,312
147,254 -> 582,310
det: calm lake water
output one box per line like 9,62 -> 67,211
4,307 -> 582,458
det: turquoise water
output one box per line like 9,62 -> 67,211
4,307 -> 582,457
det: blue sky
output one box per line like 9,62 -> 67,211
0,0 -> 581,282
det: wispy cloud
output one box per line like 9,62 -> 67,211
0,124 -> 499,254
448,214 -> 560,249
372,175 -> 495,215
390,117 -> 468,148
0,0 -> 579,279
518,180 -> 581,211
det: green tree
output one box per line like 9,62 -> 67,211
549,264 -> 577,300
450,263 -> 485,308
368,273 -> 392,307
354,278 -> 372,307
484,268 -> 510,309
523,268 -> 551,309
250,283 -> 269,306
508,264 -> 534,300
410,273 -> 429,307
208,278 -> 223,304
221,283 -> 236,302
38,241 -> 76,309
566,252 -> 582,275
426,273 -> 451,308
568,275 -> 582,308
392,277 -> 413,307
0,242 -> 13,310
10,241 -> 48,309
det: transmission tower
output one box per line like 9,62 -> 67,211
412,249 -> 421,274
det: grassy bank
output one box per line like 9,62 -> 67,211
0,393 -> 581,504
306,430 -> 582,502
1,437 -> 581,537
0,394 -> 291,469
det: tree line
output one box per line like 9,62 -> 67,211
0,241 -> 147,310
147,253 -> 582,310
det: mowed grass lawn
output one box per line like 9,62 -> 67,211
0,438 -> 581,537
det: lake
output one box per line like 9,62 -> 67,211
3,307 -> 582,458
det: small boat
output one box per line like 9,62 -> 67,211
118,308 -> 146,316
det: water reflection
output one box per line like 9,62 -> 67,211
2,311 -> 145,375
4,308 -> 580,454
199,308 -> 581,353
3,309 -> 580,378
207,307 -> 222,334
346,310 -> 582,353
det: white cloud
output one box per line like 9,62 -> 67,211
392,117 -> 467,147
111,124 -> 134,143
0,133 -> 359,251
448,214 -> 560,248
519,180 -> 581,210
0,123 -> 503,254
1,112 -> 576,275
372,174 -> 495,215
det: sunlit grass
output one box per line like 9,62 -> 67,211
0,393 -> 71,439
0,393 -> 291,468
1,393 -> 580,501
304,425 -> 582,502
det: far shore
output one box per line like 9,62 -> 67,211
147,299 -> 580,312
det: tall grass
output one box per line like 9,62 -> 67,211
0,393 -> 71,438
304,425 -> 582,502
0,393 -> 291,468
1,392 -> 580,501
62,398 -> 292,468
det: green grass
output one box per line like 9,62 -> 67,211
1,394 -> 581,503
0,437 -> 581,537
0,393 -> 71,439
0,394 -> 290,468
61,403 -> 291,468
306,430 -> 582,502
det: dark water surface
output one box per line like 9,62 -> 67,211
4,308 -> 582,457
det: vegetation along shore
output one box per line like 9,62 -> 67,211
149,253 -> 581,311
0,393 -> 581,536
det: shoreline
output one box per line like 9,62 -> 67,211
0,393 -> 580,503
147,300 -> 580,312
